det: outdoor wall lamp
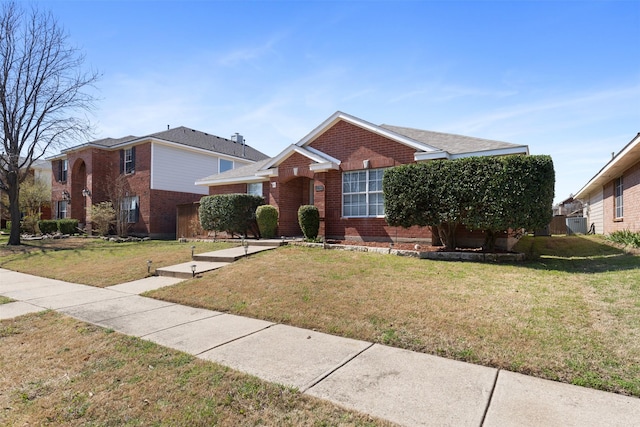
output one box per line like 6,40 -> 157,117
62,190 -> 70,201
82,188 -> 91,197
191,264 -> 197,278
191,245 -> 196,259
147,260 -> 152,274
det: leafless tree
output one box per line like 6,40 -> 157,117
0,2 -> 99,245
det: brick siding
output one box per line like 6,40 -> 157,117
603,160 -> 640,233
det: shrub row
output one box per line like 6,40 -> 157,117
38,219 -> 79,235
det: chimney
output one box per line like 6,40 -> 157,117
232,133 -> 246,157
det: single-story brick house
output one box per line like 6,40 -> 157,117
196,111 -> 529,245
575,132 -> 640,234
49,127 -> 268,239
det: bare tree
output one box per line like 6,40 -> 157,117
0,2 -> 99,245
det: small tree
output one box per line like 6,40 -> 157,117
18,175 -> 50,234
90,201 -> 116,236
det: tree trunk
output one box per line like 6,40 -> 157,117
7,173 -> 21,245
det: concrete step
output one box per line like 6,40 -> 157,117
156,261 -> 230,279
193,245 -> 278,263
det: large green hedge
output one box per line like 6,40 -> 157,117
199,194 -> 264,238
383,155 -> 555,250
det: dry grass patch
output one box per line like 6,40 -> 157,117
0,238 -> 234,287
148,236 -> 640,397
0,311 -> 389,426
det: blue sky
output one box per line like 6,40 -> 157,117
42,0 -> 639,204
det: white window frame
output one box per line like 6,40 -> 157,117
219,158 -> 234,173
56,200 -> 68,219
61,159 -> 68,182
615,176 -> 623,219
342,168 -> 385,218
247,182 -> 263,197
121,196 -> 139,223
124,148 -> 134,174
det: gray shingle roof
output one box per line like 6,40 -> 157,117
78,126 -> 269,162
380,124 -> 527,154
196,158 -> 271,183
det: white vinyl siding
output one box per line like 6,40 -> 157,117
587,190 -> 604,234
151,144 -> 218,195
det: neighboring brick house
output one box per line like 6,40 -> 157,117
49,127 -> 268,239
575,132 -> 640,234
196,111 -> 529,245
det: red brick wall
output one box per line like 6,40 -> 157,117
603,160 -> 640,233
148,189 -> 203,238
310,120 -> 431,242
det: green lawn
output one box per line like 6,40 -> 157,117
2,234 -> 639,398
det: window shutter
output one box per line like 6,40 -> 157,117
56,160 -> 62,182
120,150 -> 124,174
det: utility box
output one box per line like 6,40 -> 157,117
566,217 -> 587,235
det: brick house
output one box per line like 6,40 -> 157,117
575,132 -> 640,234
49,127 -> 268,239
196,111 -> 529,245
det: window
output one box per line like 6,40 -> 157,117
121,196 -> 139,223
56,200 -> 68,219
220,158 -> 234,173
57,159 -> 68,182
342,168 -> 385,217
120,147 -> 135,174
247,182 -> 263,197
615,176 -> 623,219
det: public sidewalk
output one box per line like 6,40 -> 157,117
1,266 -> 639,426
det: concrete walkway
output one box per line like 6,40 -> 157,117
1,263 -> 639,425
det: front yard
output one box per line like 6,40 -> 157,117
2,234 -> 639,400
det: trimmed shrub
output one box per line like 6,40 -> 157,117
199,194 -> 264,237
38,219 -> 59,234
298,205 -> 320,240
256,205 -> 278,238
58,219 -> 79,235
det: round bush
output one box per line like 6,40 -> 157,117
298,205 -> 319,240
256,205 -> 278,238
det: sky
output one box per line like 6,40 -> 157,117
37,0 -> 640,204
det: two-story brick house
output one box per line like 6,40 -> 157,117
49,126 -> 268,239
196,111 -> 529,246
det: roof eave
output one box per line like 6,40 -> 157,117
296,111 -> 439,153
195,175 -> 268,187
574,133 -> 640,200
